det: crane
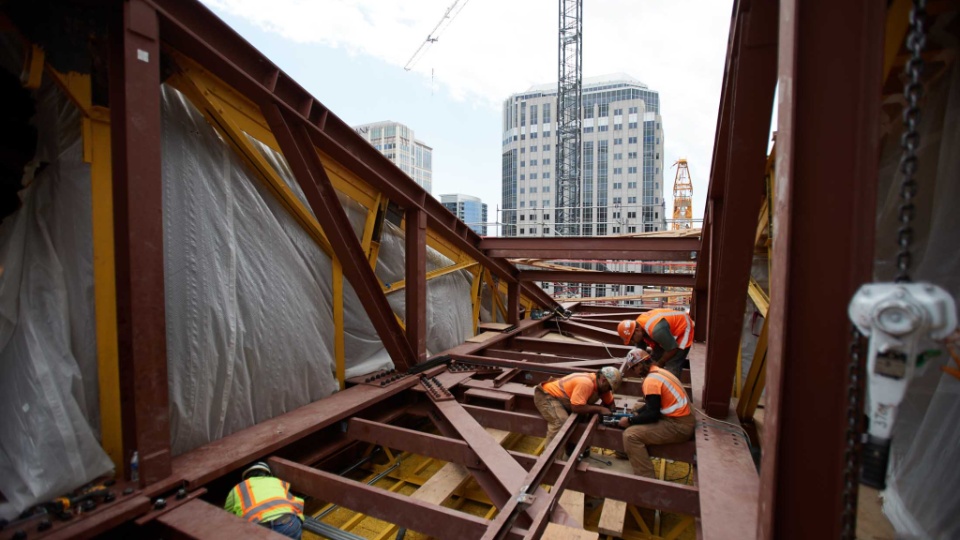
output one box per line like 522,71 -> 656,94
554,0 -> 583,236
671,159 -> 693,230
403,0 -> 472,72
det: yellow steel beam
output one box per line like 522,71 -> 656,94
47,69 -> 124,473
22,44 -> 45,89
485,272 -> 507,323
747,277 -> 769,318
333,258 -> 345,389
884,0 -> 913,81
471,267 -> 483,335
166,71 -> 336,258
737,316 -> 769,421
383,261 -> 478,295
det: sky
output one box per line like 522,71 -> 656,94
201,0 -> 734,235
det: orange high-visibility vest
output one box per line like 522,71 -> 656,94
641,367 -> 691,417
542,373 -> 613,407
636,309 -> 694,349
231,477 -> 304,524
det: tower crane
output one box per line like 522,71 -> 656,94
554,0 -> 583,236
671,159 -> 694,230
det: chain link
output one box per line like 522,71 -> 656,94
840,328 -> 866,539
841,1 -> 928,535
895,0 -> 927,283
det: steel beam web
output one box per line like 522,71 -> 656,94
555,0 -> 582,236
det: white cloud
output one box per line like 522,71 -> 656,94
203,0 -> 734,223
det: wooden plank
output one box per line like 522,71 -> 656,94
558,490 -> 585,524
543,522 -> 599,540
467,331 -> 502,343
598,498 -> 628,537
478,322 -> 515,332
411,428 -> 510,506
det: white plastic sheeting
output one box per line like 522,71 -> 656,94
875,60 -> 960,538
374,221 -> 474,355
0,77 -> 474,516
0,84 -> 113,520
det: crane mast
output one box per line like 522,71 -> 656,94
671,159 -> 694,230
555,0 -> 582,236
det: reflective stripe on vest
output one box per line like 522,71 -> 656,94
234,479 -> 303,524
648,372 -> 688,415
641,310 -> 693,349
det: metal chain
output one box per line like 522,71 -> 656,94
895,0 -> 928,283
840,327 -> 866,539
841,2 -> 929,536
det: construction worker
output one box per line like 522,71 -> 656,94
225,462 -> 305,539
617,309 -> 694,378
617,354 -> 695,478
534,367 -> 622,445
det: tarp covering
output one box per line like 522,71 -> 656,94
0,83 -> 113,520
0,80 -> 474,516
875,60 -> 960,538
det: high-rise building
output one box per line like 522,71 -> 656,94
440,194 -> 488,236
501,74 -> 665,238
354,120 -> 433,193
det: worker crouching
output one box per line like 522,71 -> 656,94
618,354 -> 695,478
534,367 -> 622,447
617,308 -> 694,379
225,462 -> 305,539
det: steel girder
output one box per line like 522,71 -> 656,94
697,0 -> 778,420
144,0 -> 560,312
480,236 -> 700,261
262,103 -> 419,370
110,0 -> 172,486
758,0 -> 883,537
519,270 -> 695,287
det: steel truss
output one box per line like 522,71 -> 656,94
0,0 -> 903,538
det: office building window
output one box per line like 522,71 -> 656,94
628,106 -> 638,114
531,160 -> 538,166
543,158 -> 551,165
520,228 -> 525,234
530,187 -> 538,193
584,127 -> 594,133
530,173 -> 538,179
628,181 -> 637,188
627,211 -> 637,218
530,227 -> 537,234
520,215 -> 525,221
628,166 -> 638,174
629,122 -> 638,129
628,137 -> 638,144
613,182 -> 622,189
614,138 -> 623,145
614,153 -> 623,160
628,197 -> 637,203
531,145 -> 538,152
613,168 -> 622,175
543,172 -> 551,179
628,152 -> 638,159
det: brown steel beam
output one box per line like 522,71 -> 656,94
520,270 -> 694,288
406,207 -> 427,361
483,415 -> 594,540
147,0 -> 560,311
262,104 -> 418,371
153,499 -> 279,539
555,320 -> 621,343
165,367 -> 443,492
571,307 -> 649,316
110,0 -> 172,485
346,418 -> 483,468
508,456 -> 701,517
269,457 -> 492,539
758,0 -> 883,537
512,337 -> 631,359
482,349 -> 587,363
700,0 -> 779,419
507,280 -> 520,324
480,236 -> 700,259
43,495 -> 151,540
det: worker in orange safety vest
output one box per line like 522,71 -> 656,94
617,309 -> 694,378
224,462 -> 304,539
617,354 -> 695,478
534,367 -> 622,454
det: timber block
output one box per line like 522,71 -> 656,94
543,523 -> 599,540
598,498 -> 628,537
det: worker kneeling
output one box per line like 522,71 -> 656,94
225,462 -> 305,539
534,367 -> 622,448
618,354 -> 695,478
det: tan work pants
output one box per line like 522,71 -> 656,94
623,414 -> 696,478
533,387 -> 569,444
